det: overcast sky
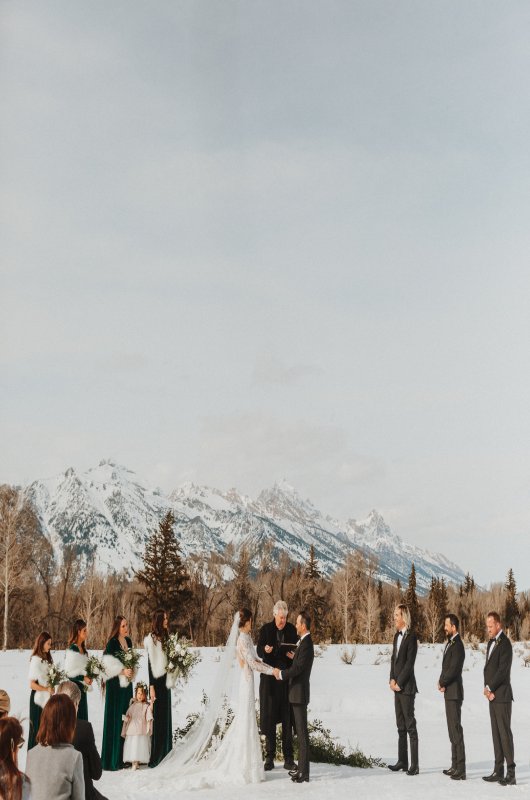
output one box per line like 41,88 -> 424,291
2,1 -> 530,589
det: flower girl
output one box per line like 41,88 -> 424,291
121,682 -> 153,769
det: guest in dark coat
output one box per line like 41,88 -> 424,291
257,600 -> 298,771
58,680 -> 109,800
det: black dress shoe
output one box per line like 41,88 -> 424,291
406,766 -> 419,776
284,761 -> 297,771
264,760 -> 274,771
499,774 -> 516,786
483,772 -> 504,783
451,771 -> 466,781
288,769 -> 299,777
388,762 -> 408,772
291,774 -> 309,783
443,768 -> 456,776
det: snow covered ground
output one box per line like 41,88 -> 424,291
2,641 -> 529,798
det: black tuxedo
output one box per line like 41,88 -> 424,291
257,620 -> 298,762
281,634 -> 314,779
484,632 -> 515,774
439,634 -> 466,772
73,719 -> 108,800
389,630 -> 418,769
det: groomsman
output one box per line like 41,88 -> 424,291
483,611 -> 516,786
257,600 -> 298,771
438,614 -> 466,780
388,604 -> 419,775
274,610 -> 314,783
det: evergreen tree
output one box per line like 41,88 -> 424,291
135,511 -> 192,626
504,568 -> 520,639
404,562 -> 425,638
232,545 -> 254,610
302,546 -> 327,640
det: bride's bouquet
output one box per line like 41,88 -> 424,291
164,633 -> 201,689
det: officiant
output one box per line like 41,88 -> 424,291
257,600 -> 298,771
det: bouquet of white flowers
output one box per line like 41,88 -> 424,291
85,654 -> 105,690
116,647 -> 142,684
164,633 -> 201,689
46,663 -> 67,690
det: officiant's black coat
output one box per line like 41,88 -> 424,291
257,620 -> 297,731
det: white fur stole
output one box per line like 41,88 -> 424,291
29,656 -> 50,709
65,649 -> 88,678
102,654 -> 130,689
144,634 -> 168,680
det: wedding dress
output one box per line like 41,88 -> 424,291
124,615 -> 274,796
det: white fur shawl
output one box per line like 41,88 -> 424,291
144,634 -> 168,680
64,649 -> 88,678
28,656 -> 50,709
102,654 -> 131,689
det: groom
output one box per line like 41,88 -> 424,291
274,610 -> 314,783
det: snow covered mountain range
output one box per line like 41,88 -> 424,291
24,460 -> 465,592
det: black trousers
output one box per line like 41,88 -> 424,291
261,679 -> 294,761
394,692 -> 418,768
444,700 -> 465,771
489,702 -> 515,773
292,703 -> 309,778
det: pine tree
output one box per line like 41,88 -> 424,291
232,545 -> 254,610
302,546 -> 327,640
404,562 -> 425,638
504,568 -> 520,639
135,511 -> 192,626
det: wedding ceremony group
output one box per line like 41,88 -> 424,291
0,599 -> 523,800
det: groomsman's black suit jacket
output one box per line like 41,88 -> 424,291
73,719 -> 108,800
281,634 -> 314,705
390,630 -> 418,695
484,632 -> 513,703
439,634 -> 465,701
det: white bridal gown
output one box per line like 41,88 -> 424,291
129,627 -> 274,796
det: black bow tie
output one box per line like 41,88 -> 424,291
398,631 -> 403,637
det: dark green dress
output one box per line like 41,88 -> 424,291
147,637 -> 173,767
101,635 -> 133,771
68,643 -> 89,721
28,689 -> 43,750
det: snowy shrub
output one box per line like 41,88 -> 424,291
340,646 -> 356,665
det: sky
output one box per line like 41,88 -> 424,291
1,1 -> 530,589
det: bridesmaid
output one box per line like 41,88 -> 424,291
67,619 -> 93,721
101,615 -> 134,771
144,608 -> 172,766
28,631 -> 54,750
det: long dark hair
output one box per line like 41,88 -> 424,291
238,608 -> 252,628
151,608 -> 168,643
68,619 -> 87,654
0,717 -> 29,800
31,631 -> 53,664
108,615 -> 126,642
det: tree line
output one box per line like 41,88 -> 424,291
1,485 -> 529,650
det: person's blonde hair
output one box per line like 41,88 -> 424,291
394,604 -> 411,628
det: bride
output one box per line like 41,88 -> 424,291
127,607 -> 275,795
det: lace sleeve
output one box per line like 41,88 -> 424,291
238,634 -> 274,675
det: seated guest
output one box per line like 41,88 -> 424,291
0,690 -> 11,719
58,682 -> 108,800
0,716 -> 31,799
25,694 -> 84,800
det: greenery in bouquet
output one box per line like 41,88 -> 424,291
116,647 -> 142,681
46,663 -> 67,689
84,654 -> 105,690
164,633 -> 201,684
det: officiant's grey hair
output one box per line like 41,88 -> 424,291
273,601 -> 288,616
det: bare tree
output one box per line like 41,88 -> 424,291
357,581 -> 380,644
0,486 -> 41,650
